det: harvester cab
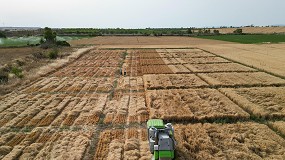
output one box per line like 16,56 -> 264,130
147,119 -> 176,160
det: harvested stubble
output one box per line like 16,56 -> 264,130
181,56 -> 230,64
146,89 -> 249,121
174,122 -> 285,159
94,128 -> 152,160
268,121 -> 285,136
0,128 -> 93,160
198,72 -> 285,86
219,87 -> 285,118
185,63 -> 257,73
143,74 -> 208,89
0,93 -> 108,128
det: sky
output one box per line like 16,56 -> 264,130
1,0 -> 285,28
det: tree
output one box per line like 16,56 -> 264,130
233,29 -> 243,34
187,29 -> 193,34
44,27 -> 57,43
0,31 -> 6,38
213,30 -> 220,34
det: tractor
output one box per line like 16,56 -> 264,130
147,119 -> 176,160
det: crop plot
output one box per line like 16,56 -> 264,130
174,122 -> 285,159
117,76 -> 144,91
0,128 -> 94,159
0,93 -> 108,128
163,49 -> 215,58
22,77 -> 116,94
94,128 -> 151,160
103,94 -> 148,124
143,74 -> 208,89
185,63 -> 257,72
182,56 -> 230,64
128,49 -> 161,58
141,65 -> 173,74
220,87 -> 285,118
168,64 -> 191,73
146,89 -> 249,122
199,72 -> 285,87
2,45 -> 285,160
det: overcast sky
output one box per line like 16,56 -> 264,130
1,0 -> 285,28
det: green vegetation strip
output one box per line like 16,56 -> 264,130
197,34 -> 285,44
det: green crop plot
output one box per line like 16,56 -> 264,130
197,34 -> 285,44
0,36 -> 87,47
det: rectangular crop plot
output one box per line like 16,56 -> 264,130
165,49 -> 215,58
141,65 -> 173,74
220,87 -> 285,118
146,89 -> 249,121
94,128 -> 151,160
168,64 -> 191,73
185,63 -> 257,72
117,76 -> 144,91
182,56 -> 230,64
0,128 -> 93,159
143,74 -> 208,89
0,93 -> 108,128
174,122 -> 285,159
128,49 -> 161,58
22,77 -> 115,93
199,72 -> 285,87
103,94 -> 149,124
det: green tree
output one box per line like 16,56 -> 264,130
0,31 -> 6,38
233,29 -> 243,34
44,27 -> 57,43
213,30 -> 220,34
187,29 -> 193,34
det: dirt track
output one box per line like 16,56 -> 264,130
1,37 -> 285,159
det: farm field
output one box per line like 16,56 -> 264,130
1,42 -> 285,159
197,34 -> 285,44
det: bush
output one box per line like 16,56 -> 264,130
56,41 -> 71,47
32,52 -> 47,59
48,49 -> 58,59
11,66 -> 23,78
0,70 -> 8,83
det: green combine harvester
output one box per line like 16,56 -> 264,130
147,119 -> 176,160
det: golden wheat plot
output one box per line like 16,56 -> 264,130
146,89 -> 249,121
184,63 -> 257,73
163,49 -> 215,58
143,74 -> 208,90
22,77 -> 116,94
268,121 -> 285,136
0,93 -> 108,128
174,122 -> 285,159
94,128 -> 152,160
104,94 -> 148,124
117,76 -> 144,91
199,72 -> 285,86
0,128 -> 94,159
182,56 -> 230,64
219,87 -> 285,118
